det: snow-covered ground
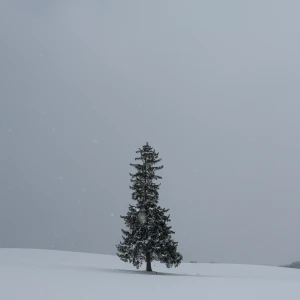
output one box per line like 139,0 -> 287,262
0,249 -> 299,299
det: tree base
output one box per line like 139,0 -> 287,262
146,259 -> 152,272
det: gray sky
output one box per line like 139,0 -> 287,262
1,0 -> 300,266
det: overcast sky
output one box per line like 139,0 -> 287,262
1,0 -> 300,266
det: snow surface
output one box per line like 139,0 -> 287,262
0,249 -> 300,299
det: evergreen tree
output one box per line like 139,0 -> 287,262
116,143 -> 182,272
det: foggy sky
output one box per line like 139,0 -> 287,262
1,0 -> 300,266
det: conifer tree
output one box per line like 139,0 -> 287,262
116,143 -> 182,272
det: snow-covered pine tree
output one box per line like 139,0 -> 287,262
116,142 -> 182,272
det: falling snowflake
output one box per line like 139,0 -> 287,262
138,211 -> 146,223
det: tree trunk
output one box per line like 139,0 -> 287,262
146,253 -> 152,272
